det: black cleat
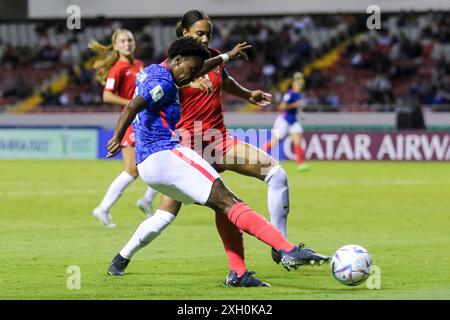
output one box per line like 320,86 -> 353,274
279,243 -> 330,271
271,247 -> 282,264
107,253 -> 130,276
224,270 -> 270,287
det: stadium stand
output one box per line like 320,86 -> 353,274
1,11 -> 449,113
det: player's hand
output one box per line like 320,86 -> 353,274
107,137 -> 122,158
227,42 -> 252,61
189,78 -> 214,94
248,90 -> 272,106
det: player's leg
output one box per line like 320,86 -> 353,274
214,211 -> 267,286
141,147 -> 291,256
136,187 -> 159,218
119,195 -> 180,260
261,133 -> 280,153
109,189 -> 257,284
219,141 -> 289,238
206,179 -> 329,270
164,147 -> 329,268
290,123 -> 310,172
261,116 -> 287,153
92,145 -> 137,227
108,195 -> 181,276
110,147 -> 328,277
218,139 -> 290,264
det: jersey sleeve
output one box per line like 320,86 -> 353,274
282,92 -> 292,103
104,65 -> 123,92
136,77 -> 177,109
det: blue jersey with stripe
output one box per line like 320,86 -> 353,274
282,90 -> 303,124
132,64 -> 181,164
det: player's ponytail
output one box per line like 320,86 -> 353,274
175,20 -> 184,37
88,28 -> 131,85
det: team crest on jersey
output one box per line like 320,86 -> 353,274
150,85 -> 164,102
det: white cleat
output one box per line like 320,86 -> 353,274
136,198 -> 153,218
92,207 -> 116,228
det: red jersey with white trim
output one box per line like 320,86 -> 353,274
104,59 -> 143,111
176,49 -> 227,136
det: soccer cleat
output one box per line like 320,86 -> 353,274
92,207 -> 116,228
279,243 -> 330,271
107,253 -> 130,276
297,163 -> 311,172
271,247 -> 282,264
136,198 -> 153,218
224,270 -> 270,287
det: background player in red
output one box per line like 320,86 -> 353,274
89,28 -> 158,227
263,72 -> 310,172
108,11 -> 299,287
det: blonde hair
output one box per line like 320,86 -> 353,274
88,28 -> 133,85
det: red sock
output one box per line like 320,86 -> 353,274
227,203 -> 294,252
215,212 -> 247,277
262,141 -> 272,153
295,145 -> 304,164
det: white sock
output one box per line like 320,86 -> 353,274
119,209 -> 176,259
99,171 -> 136,211
143,187 -> 159,203
265,165 -> 290,237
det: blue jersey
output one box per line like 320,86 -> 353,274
132,64 -> 181,164
282,90 -> 303,124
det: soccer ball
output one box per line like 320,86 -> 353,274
331,244 -> 372,286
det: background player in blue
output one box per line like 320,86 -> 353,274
106,37 -> 330,283
263,72 -> 310,172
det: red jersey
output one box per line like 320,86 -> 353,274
176,49 -> 227,136
104,59 -> 143,111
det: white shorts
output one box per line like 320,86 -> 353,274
273,114 -> 303,139
137,146 -> 221,205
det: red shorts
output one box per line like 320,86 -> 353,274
121,125 -> 135,147
180,130 -> 238,172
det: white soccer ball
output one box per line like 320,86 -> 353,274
331,244 -> 372,286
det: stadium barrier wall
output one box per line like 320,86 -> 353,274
0,128 -> 97,159
1,128 -> 449,161
283,132 -> 450,161
97,129 -> 450,162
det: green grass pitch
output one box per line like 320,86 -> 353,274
0,160 -> 449,300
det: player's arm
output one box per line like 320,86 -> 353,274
103,91 -> 131,106
222,70 -> 272,106
198,42 -> 252,76
103,68 -> 130,105
107,96 -> 147,157
279,99 -> 303,111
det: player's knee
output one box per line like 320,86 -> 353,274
220,192 -> 242,213
208,179 -> 242,213
264,165 -> 288,187
159,198 -> 181,216
214,189 -> 240,213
